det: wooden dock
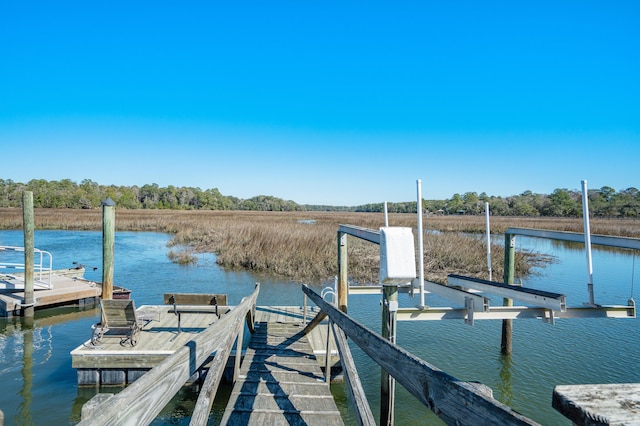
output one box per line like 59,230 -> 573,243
0,274 -> 101,317
221,307 -> 343,425
71,304 -> 338,387
71,304 -> 230,385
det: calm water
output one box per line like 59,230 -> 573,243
0,230 -> 638,425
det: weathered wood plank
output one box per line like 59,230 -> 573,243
331,321 -> 376,426
303,284 -> 539,426
552,383 -> 640,425
189,301 -> 248,425
163,293 -> 227,306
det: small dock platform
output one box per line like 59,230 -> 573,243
221,308 -> 343,425
0,274 -> 102,317
71,304 -> 338,388
71,304 -> 230,386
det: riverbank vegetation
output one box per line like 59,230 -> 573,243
2,208 -> 639,284
1,178 -> 639,218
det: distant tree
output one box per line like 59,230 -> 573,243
544,188 -> 580,217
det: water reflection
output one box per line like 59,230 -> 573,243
17,318 -> 34,426
496,354 -> 514,406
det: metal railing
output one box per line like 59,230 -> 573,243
0,245 -> 53,289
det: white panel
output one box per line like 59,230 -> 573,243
379,227 -> 416,285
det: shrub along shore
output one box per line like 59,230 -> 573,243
1,208 -> 638,284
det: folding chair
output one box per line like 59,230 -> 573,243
91,299 -> 149,346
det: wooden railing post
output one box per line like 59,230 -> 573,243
101,198 -> 115,300
501,233 -> 516,355
338,231 -> 348,313
381,284 -> 398,425
22,191 -> 35,318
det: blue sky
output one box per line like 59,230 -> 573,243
1,1 -> 638,206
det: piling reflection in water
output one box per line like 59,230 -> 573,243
497,354 -> 514,407
18,317 -> 34,426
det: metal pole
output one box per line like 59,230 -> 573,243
485,202 -> 492,281
22,191 -> 35,318
384,201 -> 389,227
102,198 -> 116,300
417,179 -> 425,308
501,233 -> 516,355
581,180 -> 595,306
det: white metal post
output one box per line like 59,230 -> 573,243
582,180 -> 595,306
485,202 -> 492,281
417,179 -> 425,307
384,201 -> 389,227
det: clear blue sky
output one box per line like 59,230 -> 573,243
1,1 -> 638,206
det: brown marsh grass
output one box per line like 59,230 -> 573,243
1,208 -> 639,284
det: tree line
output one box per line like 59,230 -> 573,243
0,178 -> 638,217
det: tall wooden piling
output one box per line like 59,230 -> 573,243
22,191 -> 35,318
337,231 -> 348,313
381,284 -> 398,425
101,198 -> 116,300
501,233 -> 516,355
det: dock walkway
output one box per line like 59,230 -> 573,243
221,307 -> 343,425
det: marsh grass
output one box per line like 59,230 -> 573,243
1,208 -> 639,284
167,247 -> 198,265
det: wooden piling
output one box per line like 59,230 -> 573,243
380,284 -> 398,425
22,191 -> 35,318
501,233 -> 516,355
101,198 -> 115,300
338,231 -> 348,313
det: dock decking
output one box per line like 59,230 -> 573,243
221,309 -> 343,425
0,274 -> 101,317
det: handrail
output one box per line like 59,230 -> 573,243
303,284 -> 540,426
79,283 -> 259,426
0,245 -> 53,288
330,321 -> 376,426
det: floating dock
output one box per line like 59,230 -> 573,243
0,273 -> 102,317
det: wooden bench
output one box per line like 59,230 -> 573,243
163,293 -> 228,333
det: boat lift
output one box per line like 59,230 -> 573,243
343,179 -> 637,325
0,245 -> 54,290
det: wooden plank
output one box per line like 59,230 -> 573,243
189,301 -> 248,425
303,284 -> 540,426
331,322 -> 376,426
552,383 -> 640,425
163,293 -> 227,306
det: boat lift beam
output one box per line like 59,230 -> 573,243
448,274 -> 567,312
396,302 -> 635,322
350,281 -> 490,313
338,224 -> 380,244
505,228 -> 640,250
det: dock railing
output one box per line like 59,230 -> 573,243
79,283 -> 259,426
303,284 -> 540,426
0,245 -> 53,288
